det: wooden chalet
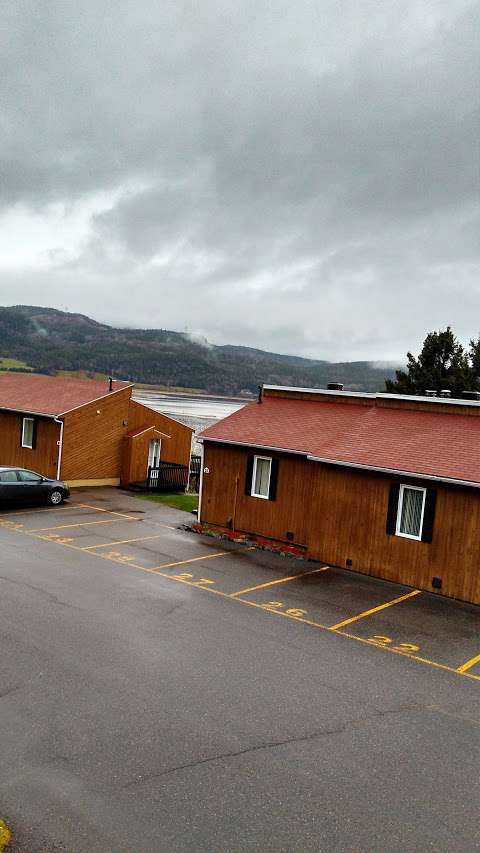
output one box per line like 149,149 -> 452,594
198,384 -> 480,605
0,374 -> 193,487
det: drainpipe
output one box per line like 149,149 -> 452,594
54,417 -> 64,480
186,432 -> 193,494
197,441 -> 204,523
232,474 -> 239,533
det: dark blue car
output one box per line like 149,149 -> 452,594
0,467 -> 70,506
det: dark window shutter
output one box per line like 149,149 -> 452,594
386,483 -> 400,535
245,454 -> 254,495
268,459 -> 279,501
421,489 -> 437,542
31,419 -> 37,450
19,418 -> 23,447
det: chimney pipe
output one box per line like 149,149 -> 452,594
109,376 -> 114,392
258,385 -> 263,404
327,382 -> 344,391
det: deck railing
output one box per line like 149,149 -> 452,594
189,455 -> 201,493
146,455 -> 202,493
147,461 -> 189,492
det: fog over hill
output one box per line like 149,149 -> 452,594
0,305 -> 399,394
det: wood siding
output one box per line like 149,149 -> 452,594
0,411 -> 59,478
121,428 -> 156,486
128,401 -> 192,468
61,388 -> 132,481
201,444 -> 313,546
201,442 -> 480,605
0,389 -> 193,486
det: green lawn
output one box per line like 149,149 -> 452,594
136,493 -> 198,513
0,357 -> 33,370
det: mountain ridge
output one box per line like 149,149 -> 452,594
0,305 -> 398,394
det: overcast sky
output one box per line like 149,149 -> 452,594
0,0 -> 478,361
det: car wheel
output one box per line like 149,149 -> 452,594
49,490 -> 64,506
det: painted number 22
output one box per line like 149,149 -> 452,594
368,635 -> 420,653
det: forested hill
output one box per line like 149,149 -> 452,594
0,305 -> 398,394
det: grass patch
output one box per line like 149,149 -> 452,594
0,356 -> 33,370
137,492 -> 198,513
57,369 -> 109,380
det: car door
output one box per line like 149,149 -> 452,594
0,469 -> 26,503
17,469 -> 46,503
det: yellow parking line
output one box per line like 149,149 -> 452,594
150,551 -> 228,571
0,504 -> 81,518
31,532 -> 480,683
79,503 -> 140,520
27,518 -> 137,533
3,520 -> 480,685
329,589 -> 422,630
0,819 -> 12,851
82,533 -> 165,550
230,566 -> 329,597
457,653 -> 480,674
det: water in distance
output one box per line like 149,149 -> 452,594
132,389 -> 248,448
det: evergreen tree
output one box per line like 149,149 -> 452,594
468,336 -> 480,388
385,327 -> 473,396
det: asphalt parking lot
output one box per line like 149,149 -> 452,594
2,490 -> 478,681
0,488 -> 479,852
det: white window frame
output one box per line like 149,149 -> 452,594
251,455 -> 272,500
148,438 -> 161,468
21,417 -> 34,449
395,484 -> 426,541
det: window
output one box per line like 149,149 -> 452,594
245,453 -> 279,501
0,470 -> 18,482
21,417 -> 34,449
251,455 -> 272,499
395,485 -> 426,540
18,470 -> 42,482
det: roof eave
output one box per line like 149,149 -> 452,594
307,455 -> 480,490
0,405 -> 60,418
262,384 -> 375,398
128,426 -> 171,439
199,438 -> 480,488
59,383 -> 134,416
199,435 -> 309,456
262,385 -> 480,408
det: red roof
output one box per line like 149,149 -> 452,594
200,395 -> 480,485
0,374 -> 132,416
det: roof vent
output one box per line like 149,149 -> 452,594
439,389 -> 451,398
425,390 -> 436,397
327,383 -> 344,391
461,390 -> 480,401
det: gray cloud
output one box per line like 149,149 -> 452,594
0,0 -> 478,361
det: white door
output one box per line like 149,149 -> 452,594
148,438 -> 161,468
